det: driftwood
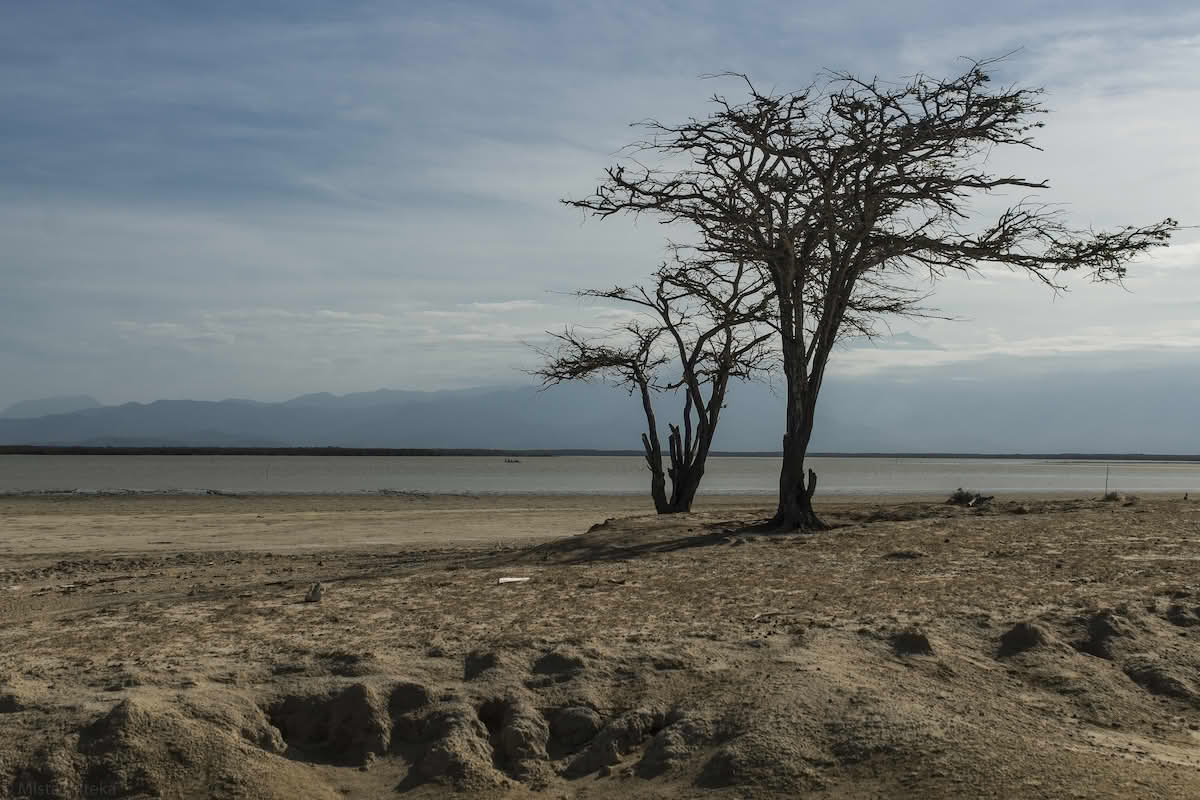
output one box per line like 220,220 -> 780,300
946,488 -> 994,507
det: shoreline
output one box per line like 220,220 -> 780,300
4,445 -> 1200,461
0,491 -> 1154,557
0,487 -> 1170,499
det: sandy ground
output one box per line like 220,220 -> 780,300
2,492 -> 1200,799
0,493 -> 785,555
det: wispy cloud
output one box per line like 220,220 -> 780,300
460,300 -> 544,312
832,320 -> 1200,376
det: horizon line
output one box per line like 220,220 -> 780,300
1,446 -> 1198,462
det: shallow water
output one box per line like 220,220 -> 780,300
1,455 -> 1197,496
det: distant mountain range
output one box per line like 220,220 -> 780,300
0,385 -> 654,450
1,395 -> 102,419
2,365 -> 1198,453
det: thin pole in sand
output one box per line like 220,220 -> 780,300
1105,465 -> 1110,495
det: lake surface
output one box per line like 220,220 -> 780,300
1,455 -> 1198,496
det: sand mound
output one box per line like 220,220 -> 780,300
0,691 -> 27,715
1165,604 -> 1200,627
635,714 -> 718,778
531,647 -> 586,677
1073,609 -> 1137,659
547,705 -> 602,751
388,680 -> 434,715
37,695 -> 331,800
463,649 -> 504,681
265,682 -> 390,765
489,697 -> 552,785
565,706 -> 667,776
412,703 -> 504,788
698,729 -> 824,792
889,627 -> 934,655
1123,655 -> 1199,703
176,689 -> 286,754
998,621 -> 1053,657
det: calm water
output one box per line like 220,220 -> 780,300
1,455 -> 1198,496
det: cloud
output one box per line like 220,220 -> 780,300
841,332 -> 942,351
459,300 -> 544,312
830,321 -> 1200,376
0,1 -> 1197,412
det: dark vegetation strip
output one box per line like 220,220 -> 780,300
1,446 -> 1198,461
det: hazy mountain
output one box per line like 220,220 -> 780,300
0,366 -> 1197,453
0,400 -> 338,448
1,395 -> 102,419
282,387 -> 502,410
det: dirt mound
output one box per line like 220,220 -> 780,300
890,628 -> 934,656
565,706 -> 667,776
824,697 -> 946,766
490,698 -> 552,784
1165,604 -> 1200,627
698,729 -> 824,792
464,649 -> 505,681
6,748 -> 82,800
265,682 -> 390,765
998,621 -> 1053,657
389,680 -> 435,715
1123,655 -> 1199,703
548,705 -> 603,751
176,690 -> 286,754
414,703 -> 503,788
67,696 -> 327,800
1073,610 -> 1137,659
635,714 -> 718,777
531,647 -> 586,677
0,690 -> 27,715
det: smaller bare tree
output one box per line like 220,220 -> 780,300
534,259 -> 774,513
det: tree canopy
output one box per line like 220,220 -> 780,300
567,57 -> 1179,528
535,258 -> 774,512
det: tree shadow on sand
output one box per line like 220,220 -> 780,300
475,514 -> 829,567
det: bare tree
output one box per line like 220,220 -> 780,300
534,259 -> 774,513
566,57 -> 1179,529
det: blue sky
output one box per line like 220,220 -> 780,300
2,1 -> 1198,409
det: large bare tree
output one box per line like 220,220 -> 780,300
535,258 -> 773,513
566,58 -> 1179,529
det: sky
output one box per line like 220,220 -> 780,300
2,0 -> 1198,411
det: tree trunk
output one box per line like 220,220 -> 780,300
641,432 -> 671,514
768,284 -> 828,531
769,376 -> 827,530
771,448 -> 824,529
649,467 -> 670,514
664,460 -> 704,513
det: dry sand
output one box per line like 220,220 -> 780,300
2,492 -> 1199,798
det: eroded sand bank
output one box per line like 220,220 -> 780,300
3,493 -> 1199,799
